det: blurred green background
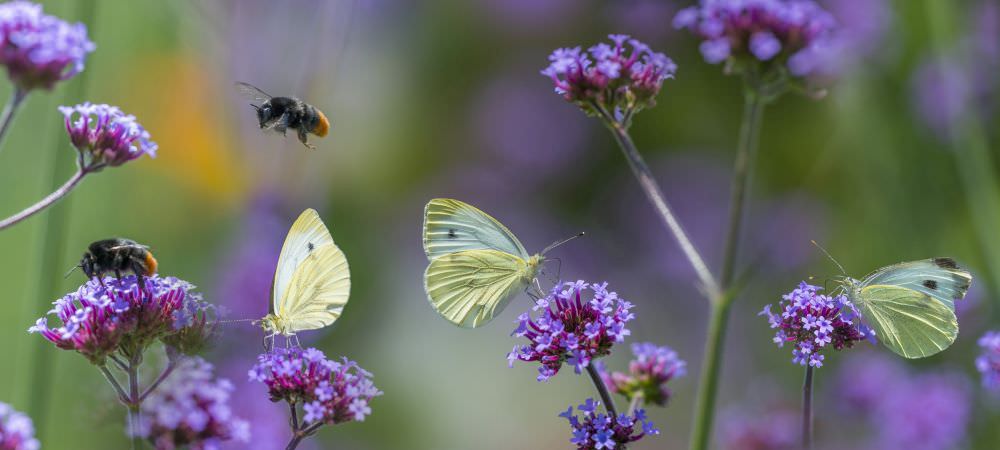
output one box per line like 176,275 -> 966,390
0,0 -> 998,448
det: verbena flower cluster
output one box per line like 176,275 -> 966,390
29,275 -> 213,364
0,0 -> 94,91
759,281 -> 869,368
0,402 -> 38,450
541,34 -> 676,119
59,103 -> 157,170
718,406 -> 797,450
508,280 -> 635,381
248,347 -> 381,425
600,342 -> 686,407
976,331 -> 1000,390
133,358 -> 249,450
559,398 -> 657,450
673,0 -> 837,77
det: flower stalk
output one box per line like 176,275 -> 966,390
586,363 -> 618,418
802,366 -> 814,450
0,159 -> 88,230
0,87 -> 26,153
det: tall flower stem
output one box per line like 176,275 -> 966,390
0,164 -> 88,230
23,1 -> 97,436
802,366 -> 814,450
596,105 -> 720,298
0,88 -> 26,154
586,363 -> 618,418
690,90 -> 766,450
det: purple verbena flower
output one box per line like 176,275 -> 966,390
508,280 -> 635,381
976,330 -> 1000,390
602,342 -> 686,407
249,347 -> 381,425
674,0 -> 837,77
0,402 -> 39,450
58,103 -> 157,171
559,399 -> 657,449
29,275 -> 210,364
133,358 -> 249,450
759,281 -> 870,368
0,1 -> 94,91
541,34 -> 676,120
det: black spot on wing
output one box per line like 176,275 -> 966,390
447,229 -> 457,239
307,242 -> 315,252
933,257 -> 959,269
922,280 -> 938,290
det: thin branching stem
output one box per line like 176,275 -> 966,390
0,88 -> 26,154
802,366 -> 814,450
0,165 -> 88,230
139,358 -> 178,402
586,363 -> 618,418
98,364 -> 130,404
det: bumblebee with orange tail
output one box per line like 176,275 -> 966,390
76,238 -> 158,290
236,82 -> 330,149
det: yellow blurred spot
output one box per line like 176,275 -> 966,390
126,54 -> 247,204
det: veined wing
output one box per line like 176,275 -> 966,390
856,284 -> 958,359
275,244 -> 351,333
424,249 -> 532,328
272,209 -> 336,314
862,258 -> 972,310
235,81 -> 273,104
423,198 -> 529,261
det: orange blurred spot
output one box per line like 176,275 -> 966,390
144,251 -> 158,276
313,109 -> 330,137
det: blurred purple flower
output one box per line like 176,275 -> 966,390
559,399 -> 657,449
508,280 -> 635,381
0,0 -> 94,91
601,342 -> 686,407
470,72 -> 590,185
911,1 -> 998,138
674,0 -> 838,77
29,275 -> 211,364
759,281 -> 870,368
822,0 -> 892,68
541,34 -> 676,119
59,103 -> 157,170
133,357 -> 249,450
249,347 -> 381,424
218,356 -> 302,450
835,352 -> 972,450
718,406 -> 797,450
0,402 -> 39,450
215,193 -> 285,319
607,0 -> 679,43
976,331 -> 1000,390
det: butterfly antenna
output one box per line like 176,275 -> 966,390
543,232 -> 585,255
216,318 -> 259,326
811,240 -> 847,276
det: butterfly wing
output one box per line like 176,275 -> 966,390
856,284 -> 958,358
276,244 -> 351,333
422,198 -> 529,261
423,249 -> 533,328
272,209 -> 337,317
863,258 -> 972,310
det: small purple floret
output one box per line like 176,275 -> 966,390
976,330 -> 1000,390
759,281 -> 870,368
0,1 -> 95,91
58,103 -> 157,170
249,347 -> 381,425
559,398 -> 657,449
508,280 -> 635,381
600,342 -> 686,407
0,402 -> 39,450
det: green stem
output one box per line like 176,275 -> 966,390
0,88 -> 26,154
23,2 -> 97,440
585,363 -> 618,418
688,300 -> 732,450
802,366 -> 814,450
689,91 -> 766,450
597,104 -> 720,298
0,167 -> 88,230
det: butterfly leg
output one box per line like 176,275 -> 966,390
291,334 -> 302,348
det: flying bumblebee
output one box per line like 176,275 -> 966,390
74,238 -> 158,290
235,82 -> 330,149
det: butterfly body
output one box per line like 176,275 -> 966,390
838,257 -> 971,359
422,199 -> 549,328
261,209 -> 351,340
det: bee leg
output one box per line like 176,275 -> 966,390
115,269 -> 124,287
132,262 -> 146,293
297,128 -> 315,150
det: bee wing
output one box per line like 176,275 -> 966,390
235,82 -> 273,104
